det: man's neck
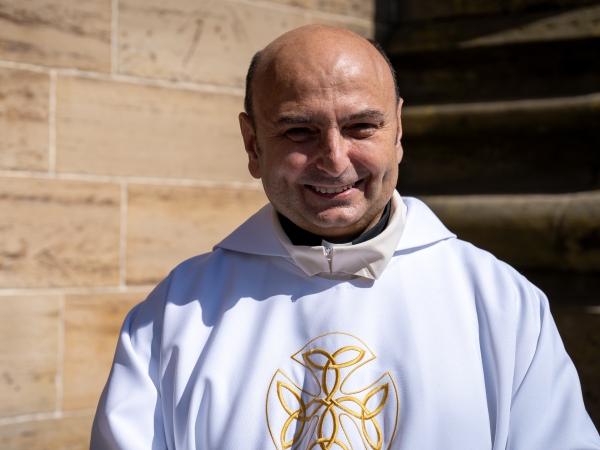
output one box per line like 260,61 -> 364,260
278,201 -> 392,246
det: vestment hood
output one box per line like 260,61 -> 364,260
214,195 -> 456,261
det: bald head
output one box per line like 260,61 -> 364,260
244,25 -> 399,127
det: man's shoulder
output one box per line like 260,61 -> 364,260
402,196 -> 528,286
170,246 -> 266,277
436,236 -> 546,312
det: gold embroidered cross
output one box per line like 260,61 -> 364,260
267,333 -> 399,450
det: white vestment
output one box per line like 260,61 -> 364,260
91,193 -> 600,450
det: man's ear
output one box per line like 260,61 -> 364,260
239,112 -> 261,179
395,98 -> 404,165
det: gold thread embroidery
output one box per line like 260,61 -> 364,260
266,332 -> 399,450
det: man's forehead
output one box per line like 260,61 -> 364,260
264,88 -> 389,127
257,27 -> 385,85
253,28 -> 391,110
262,25 -> 372,61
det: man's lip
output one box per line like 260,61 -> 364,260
304,179 -> 363,196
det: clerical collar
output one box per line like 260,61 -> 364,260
278,200 -> 392,247
271,191 -> 407,280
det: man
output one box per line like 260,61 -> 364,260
91,25 -> 600,449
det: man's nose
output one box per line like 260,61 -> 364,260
315,128 -> 350,177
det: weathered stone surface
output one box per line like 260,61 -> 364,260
257,0 -> 374,18
553,309 -> 600,430
0,295 -> 58,418
310,13 -> 374,38
56,75 -> 253,182
0,413 -> 94,450
561,192 -> 600,272
0,0 -> 111,72
63,292 -> 148,410
524,270 -> 600,307
460,5 -> 600,48
0,68 -> 49,171
398,94 -> 600,195
420,191 -> 600,272
0,177 -> 120,288
390,6 -> 600,55
118,0 -> 305,88
127,184 -> 268,285
397,0 -> 594,22
390,37 -> 600,106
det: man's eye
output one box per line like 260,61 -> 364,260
354,123 -> 376,130
285,128 -> 316,141
347,123 -> 377,137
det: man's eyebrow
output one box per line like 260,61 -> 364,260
343,110 -> 385,122
275,115 -> 313,126
275,110 -> 386,126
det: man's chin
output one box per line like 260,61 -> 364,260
305,209 -> 363,232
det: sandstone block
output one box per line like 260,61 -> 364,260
0,295 -> 59,417
63,292 -> 148,410
310,13 -> 374,38
0,413 -> 94,450
0,0 -> 111,72
127,184 -> 268,285
118,0 -> 305,88
314,0 -> 374,18
0,177 -> 120,288
420,191 -> 600,272
56,75 -> 253,182
398,0 -> 591,22
254,0 -> 374,18
0,68 -> 49,171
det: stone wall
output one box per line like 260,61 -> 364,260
0,1 -> 375,448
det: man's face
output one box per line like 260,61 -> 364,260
240,29 -> 403,241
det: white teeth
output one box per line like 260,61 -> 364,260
311,182 -> 356,194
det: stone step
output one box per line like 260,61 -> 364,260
390,36 -> 600,105
393,0 -> 596,23
388,5 -> 600,106
418,191 -> 600,272
398,93 -> 600,195
523,269 -> 600,306
389,4 -> 600,54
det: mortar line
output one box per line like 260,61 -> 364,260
120,181 -> 128,288
0,60 -> 244,96
48,70 -> 57,173
0,170 -> 264,190
111,0 -> 119,74
0,286 -> 155,296
0,408 -> 97,426
55,294 -> 66,413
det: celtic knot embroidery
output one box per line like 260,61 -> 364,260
267,333 -> 398,450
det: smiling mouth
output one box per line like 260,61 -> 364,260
308,181 -> 359,194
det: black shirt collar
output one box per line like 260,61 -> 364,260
278,200 -> 392,246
